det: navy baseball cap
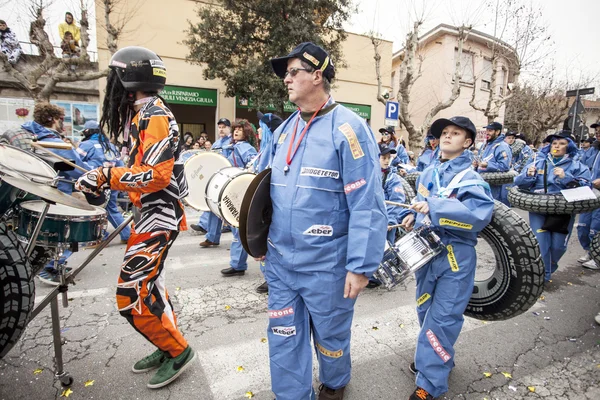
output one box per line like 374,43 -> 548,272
257,111 -> 284,132
544,130 -> 575,143
430,116 -> 477,141
484,121 -> 503,131
270,42 -> 335,82
591,123 -> 600,128
584,137 -> 595,143
505,131 -> 517,137
378,126 -> 395,135
379,144 -> 397,156
217,118 -> 231,127
83,120 -> 99,130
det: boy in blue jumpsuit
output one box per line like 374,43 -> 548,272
77,120 -> 131,243
400,116 -> 494,400
219,120 -> 258,277
473,121 -> 511,202
514,131 -> 591,281
264,42 -> 387,400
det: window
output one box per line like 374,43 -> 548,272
481,59 -> 492,90
454,49 -> 474,84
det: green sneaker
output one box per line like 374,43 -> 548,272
132,349 -> 166,373
147,346 -> 196,389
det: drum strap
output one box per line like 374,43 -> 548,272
436,167 -> 490,198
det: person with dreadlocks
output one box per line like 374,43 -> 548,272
219,119 -> 258,277
77,120 -> 131,243
74,46 -> 195,389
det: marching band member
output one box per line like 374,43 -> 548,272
220,119 -> 258,277
400,116 -> 494,400
416,132 -> 439,172
514,130 -> 591,281
264,42 -> 387,400
473,121 -> 511,202
75,46 -> 195,388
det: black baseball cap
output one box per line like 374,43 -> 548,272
257,111 -> 284,132
484,122 -> 503,131
505,131 -> 517,137
378,126 -> 395,135
217,118 -> 231,127
430,116 -> 477,141
270,42 -> 335,82
544,130 -> 575,143
591,123 -> 600,128
379,144 -> 397,156
584,137 -> 595,143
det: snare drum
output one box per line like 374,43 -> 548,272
206,167 -> 256,227
184,152 -> 231,211
16,200 -> 107,248
373,226 -> 444,289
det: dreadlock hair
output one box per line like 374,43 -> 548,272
100,70 -> 131,144
232,119 -> 257,149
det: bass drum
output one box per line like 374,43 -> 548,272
184,152 -> 231,211
206,167 -> 256,227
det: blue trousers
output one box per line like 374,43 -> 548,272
414,242 -> 475,397
230,227 -> 248,271
266,262 -> 355,400
198,212 -> 209,230
490,184 -> 503,203
529,212 -> 575,281
499,184 -> 512,207
106,191 -> 131,241
205,212 -> 222,243
577,210 -> 600,252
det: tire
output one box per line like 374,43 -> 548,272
508,186 -> 600,215
397,176 -> 415,203
479,170 -> 518,185
590,232 -> 600,266
511,140 -> 525,157
465,201 -> 545,321
404,171 -> 421,190
0,222 -> 35,359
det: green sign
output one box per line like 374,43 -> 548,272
161,85 -> 217,106
236,97 -> 297,113
338,102 -> 371,119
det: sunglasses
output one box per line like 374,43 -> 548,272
284,67 -> 313,78
381,132 -> 391,136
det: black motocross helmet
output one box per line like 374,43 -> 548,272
109,46 -> 166,92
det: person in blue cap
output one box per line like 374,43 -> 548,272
264,42 -> 387,400
473,121 -> 511,202
514,130 -> 591,281
400,115 -> 494,400
77,120 -> 131,244
579,136 -> 596,167
219,119 -> 258,277
416,131 -> 439,171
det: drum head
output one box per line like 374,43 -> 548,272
0,144 -> 56,182
239,169 -> 272,257
220,172 -> 256,227
20,200 -> 106,217
184,152 -> 231,211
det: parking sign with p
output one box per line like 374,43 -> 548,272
384,101 -> 399,127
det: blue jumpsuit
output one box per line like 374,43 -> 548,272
264,98 -> 387,399
500,141 -> 532,205
411,152 -> 494,397
227,141 -> 257,271
417,146 -> 440,172
477,134 -> 511,203
382,169 -> 407,243
582,146 -> 598,170
514,143 -> 591,281
77,133 -> 131,241
201,135 -> 234,243
577,152 -> 600,253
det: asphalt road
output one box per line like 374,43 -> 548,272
0,209 -> 599,400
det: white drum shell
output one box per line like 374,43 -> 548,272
205,167 -> 255,227
184,152 -> 231,211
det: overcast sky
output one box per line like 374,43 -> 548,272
2,0 -> 598,93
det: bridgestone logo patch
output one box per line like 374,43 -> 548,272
303,225 -> 333,236
300,167 -> 340,179
271,326 -> 296,337
268,307 -> 294,319
426,329 -> 452,362
417,293 -> 431,306
316,342 -> 343,358
446,244 -> 459,272
338,123 -> 364,159
439,218 -> 472,230
344,178 -> 366,194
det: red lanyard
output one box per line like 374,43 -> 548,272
284,98 -> 329,173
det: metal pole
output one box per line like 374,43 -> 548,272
572,89 -> 579,143
25,202 -> 51,257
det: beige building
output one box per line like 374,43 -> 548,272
95,1 -> 393,142
390,24 -> 517,145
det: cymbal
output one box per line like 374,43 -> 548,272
239,169 -> 272,257
1,175 -> 95,211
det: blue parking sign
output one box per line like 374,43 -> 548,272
384,101 -> 399,126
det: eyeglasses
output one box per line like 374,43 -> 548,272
284,67 -> 313,78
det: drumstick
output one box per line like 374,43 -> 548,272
385,200 -> 412,208
33,140 -> 73,150
31,142 -> 89,173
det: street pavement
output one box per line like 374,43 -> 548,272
0,209 -> 599,400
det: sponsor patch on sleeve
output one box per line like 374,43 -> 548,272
439,218 -> 473,230
303,225 -> 333,236
268,307 -> 294,319
277,134 -> 287,145
344,178 -> 367,194
446,244 -> 459,272
316,342 -> 343,358
417,293 -> 431,306
537,169 -> 544,175
394,186 -> 404,193
338,123 -> 364,159
271,326 -> 296,337
502,151 -> 508,159
418,183 -> 430,198
426,329 -> 452,362
300,167 -> 340,179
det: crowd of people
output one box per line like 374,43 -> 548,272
1,31 -> 600,398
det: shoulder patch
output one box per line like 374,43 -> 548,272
278,133 -> 287,145
418,183 -> 430,198
338,123 -> 364,159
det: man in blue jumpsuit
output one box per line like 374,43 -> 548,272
197,118 -> 233,246
264,42 -> 387,400
474,121 -> 511,202
77,120 -> 131,243
401,116 -> 494,400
